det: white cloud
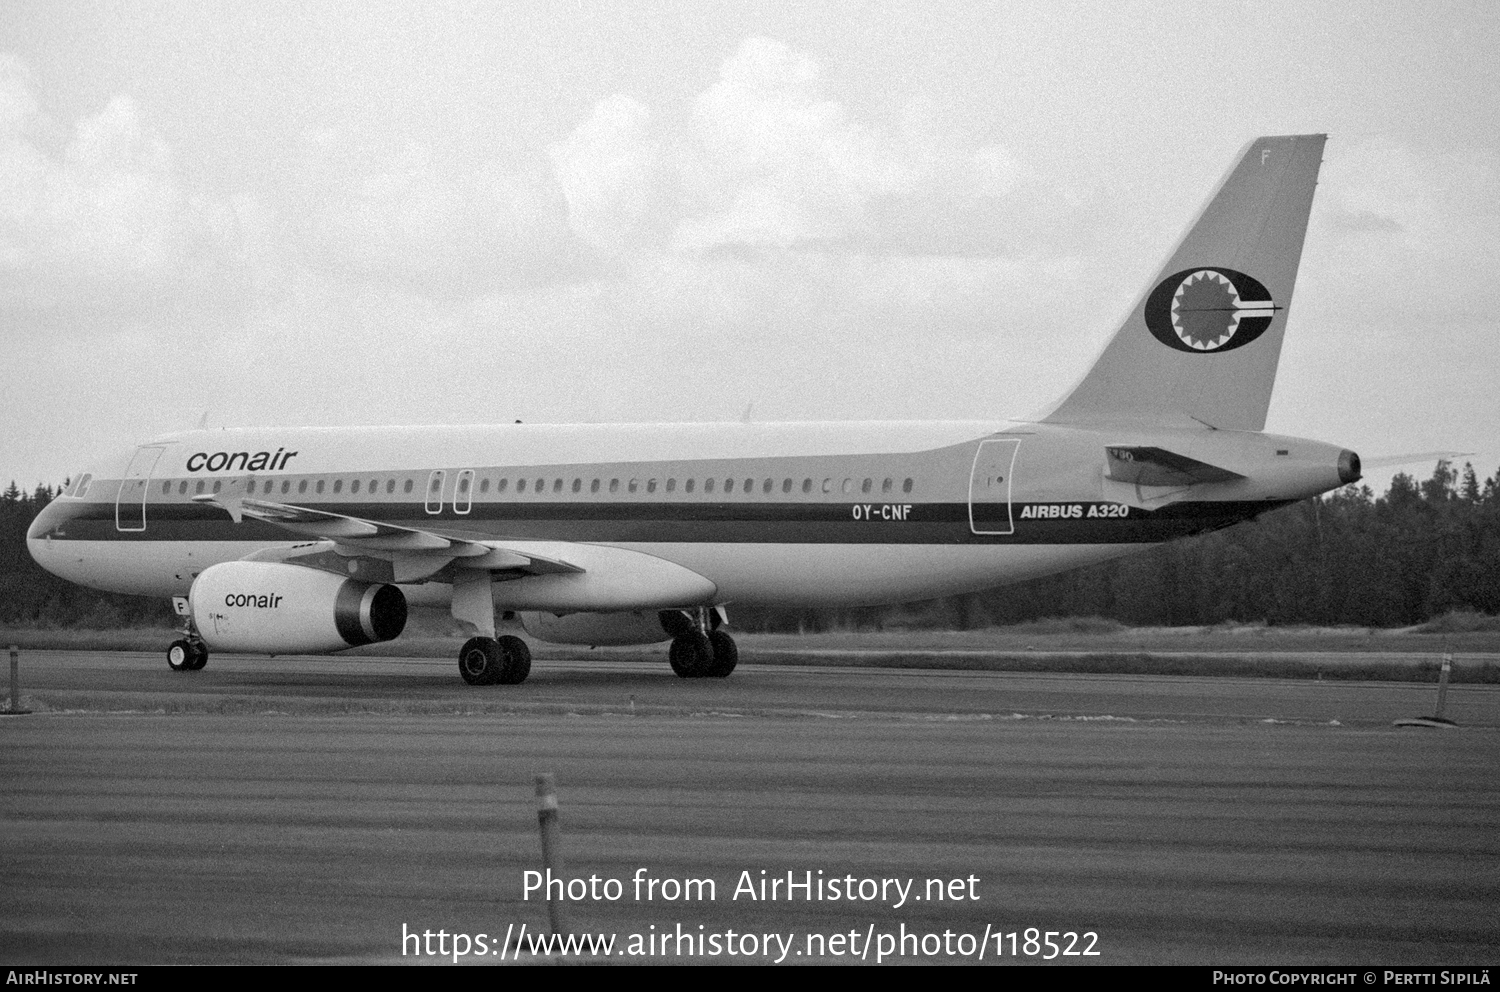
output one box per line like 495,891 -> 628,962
297,137 -> 592,296
0,60 -> 252,324
549,94 -> 676,255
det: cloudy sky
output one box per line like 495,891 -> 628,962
2,1 -> 1496,492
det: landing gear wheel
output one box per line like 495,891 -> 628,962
496,635 -> 532,685
669,632 -> 714,678
185,642 -> 209,670
459,636 -> 502,685
167,639 -> 194,672
706,630 -> 738,678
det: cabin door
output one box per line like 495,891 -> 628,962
968,439 -> 1020,536
116,445 -> 165,532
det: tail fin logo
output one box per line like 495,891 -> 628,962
1144,268 -> 1281,354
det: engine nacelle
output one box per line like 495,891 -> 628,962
520,610 -> 676,647
191,561 -> 407,654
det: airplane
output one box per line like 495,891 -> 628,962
26,133 -> 1360,686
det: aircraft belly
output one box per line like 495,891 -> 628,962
614,542 -> 1136,607
23,539 -> 259,598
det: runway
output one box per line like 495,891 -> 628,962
3,651 -> 1498,965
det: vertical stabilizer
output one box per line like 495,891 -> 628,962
1043,134 -> 1325,431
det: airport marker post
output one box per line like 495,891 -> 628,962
535,773 -> 571,937
5,645 -> 29,715
1434,651 -> 1452,720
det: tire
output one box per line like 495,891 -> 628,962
167,639 -> 193,672
668,632 -> 713,678
459,636 -> 502,685
496,635 -> 532,685
186,643 -> 209,670
706,630 -> 738,678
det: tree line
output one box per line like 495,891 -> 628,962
2,464 -> 1497,631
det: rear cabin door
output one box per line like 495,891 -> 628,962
968,439 -> 1020,535
116,445 -> 165,532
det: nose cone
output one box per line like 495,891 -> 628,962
1338,449 -> 1362,485
27,498 -> 69,573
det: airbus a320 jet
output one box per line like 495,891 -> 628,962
28,134 -> 1359,685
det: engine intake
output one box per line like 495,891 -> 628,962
191,561 -> 407,654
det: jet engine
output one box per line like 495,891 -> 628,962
190,561 -> 407,654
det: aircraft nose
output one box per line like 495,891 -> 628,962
26,498 -> 68,567
1338,449 -> 1362,485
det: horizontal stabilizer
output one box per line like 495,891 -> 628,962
1105,446 -> 1245,487
1359,450 -> 1471,470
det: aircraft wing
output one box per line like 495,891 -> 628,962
191,492 -> 582,580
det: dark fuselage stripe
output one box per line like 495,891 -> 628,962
37,498 -> 1289,546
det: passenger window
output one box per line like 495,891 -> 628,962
609,479 -> 619,493
245,480 -> 255,494
802,479 -> 812,494
351,479 -> 360,494
403,479 -> 413,494
763,478 -> 772,494
369,479 -> 377,492
686,479 -> 696,493
553,479 -> 562,493
705,479 -> 714,494
316,480 -> 326,494
196,481 -> 206,495
480,478 -> 489,494
178,481 -> 188,495
590,479 -> 600,494
744,478 -> 754,493
666,478 -> 676,493
572,478 -> 581,493
282,481 -> 291,494
647,479 -> 657,494
861,478 -> 872,494
535,478 -> 544,493
628,479 -> 638,494
517,479 -> 527,493
161,481 -> 170,494
386,479 -> 395,494
782,479 -> 792,493
333,479 -> 343,494
882,478 -> 893,494
903,478 -> 914,493
822,478 -> 832,494
498,478 -> 509,493
213,480 -> 223,493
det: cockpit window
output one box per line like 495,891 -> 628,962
75,474 -> 92,498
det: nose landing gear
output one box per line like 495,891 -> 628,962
166,596 -> 208,671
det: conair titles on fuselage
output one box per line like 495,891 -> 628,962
185,449 -> 299,473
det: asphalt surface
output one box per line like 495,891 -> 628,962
2,650 -> 1498,966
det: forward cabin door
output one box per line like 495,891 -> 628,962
968,439 -> 1020,536
116,445 -> 165,532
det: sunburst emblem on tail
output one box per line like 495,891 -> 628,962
1143,267 -> 1282,354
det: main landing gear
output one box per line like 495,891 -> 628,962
458,635 -> 532,686
667,608 -> 737,679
